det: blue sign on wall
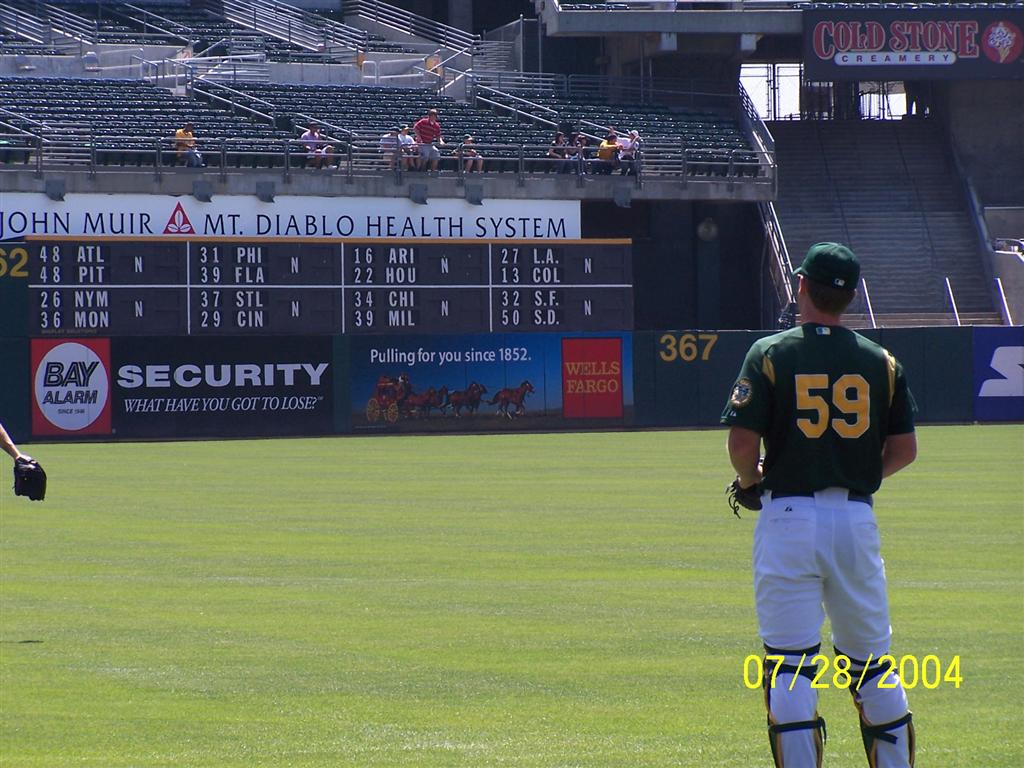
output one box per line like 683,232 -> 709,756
973,326 -> 1024,422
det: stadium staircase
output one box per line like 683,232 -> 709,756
769,119 -> 997,322
337,0 -> 514,70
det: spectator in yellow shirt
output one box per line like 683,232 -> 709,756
594,132 -> 620,175
175,122 -> 203,167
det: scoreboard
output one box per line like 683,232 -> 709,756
24,238 -> 633,335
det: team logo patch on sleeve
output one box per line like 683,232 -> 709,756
730,378 -> 753,408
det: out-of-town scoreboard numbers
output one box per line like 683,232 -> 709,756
24,237 -> 633,335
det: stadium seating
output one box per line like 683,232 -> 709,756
225,83 -> 558,169
0,77 -> 294,167
0,32 -> 65,57
3,1 -> 313,59
478,87 -> 761,176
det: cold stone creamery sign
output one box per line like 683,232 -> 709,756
803,7 -> 1024,80
0,193 -> 581,240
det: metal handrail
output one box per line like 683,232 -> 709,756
6,132 -> 774,185
949,142 -> 1003,320
861,278 -> 877,329
193,79 -> 278,110
944,277 -> 962,326
0,106 -> 51,132
41,4 -> 97,45
293,116 -> 356,141
0,4 -> 55,45
342,0 -> 477,50
994,277 -> 1014,326
222,0 -> 368,53
192,84 -> 275,125
759,200 -> 794,307
549,0 -> 801,8
121,2 -> 197,40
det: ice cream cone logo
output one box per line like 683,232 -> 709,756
982,20 -> 1023,64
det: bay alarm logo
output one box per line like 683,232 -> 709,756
31,339 -> 112,436
561,337 -> 623,419
163,202 -> 195,235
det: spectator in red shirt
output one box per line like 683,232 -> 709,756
413,108 -> 444,172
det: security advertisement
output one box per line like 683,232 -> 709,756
349,333 -> 633,432
109,337 -> 334,437
973,326 -> 1024,422
803,7 -> 1024,80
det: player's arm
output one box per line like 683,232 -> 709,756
882,432 -> 916,478
727,426 -> 763,488
0,422 -> 27,461
881,353 -> 917,479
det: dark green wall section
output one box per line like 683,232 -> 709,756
874,328 -> 975,423
0,244 -> 30,440
634,330 -> 771,427
0,337 -> 29,442
634,327 -> 977,428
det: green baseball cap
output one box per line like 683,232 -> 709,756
794,242 -> 860,290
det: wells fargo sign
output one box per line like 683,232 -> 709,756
803,8 -> 1024,80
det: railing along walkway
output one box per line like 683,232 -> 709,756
342,0 -> 477,50
1,131 -> 777,188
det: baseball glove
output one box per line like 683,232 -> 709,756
726,478 -> 761,518
14,456 -> 46,501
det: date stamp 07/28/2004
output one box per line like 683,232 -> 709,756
742,653 -> 963,691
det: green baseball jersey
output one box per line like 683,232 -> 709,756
721,323 -> 916,495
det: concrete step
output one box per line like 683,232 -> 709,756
843,312 -> 1003,328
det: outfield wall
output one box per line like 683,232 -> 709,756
1,326 -> 1021,444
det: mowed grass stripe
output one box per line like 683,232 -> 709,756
1,426 -> 1021,767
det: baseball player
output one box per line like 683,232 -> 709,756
722,243 -> 918,767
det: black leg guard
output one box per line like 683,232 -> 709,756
858,712 -> 915,768
836,648 -> 915,768
768,716 -> 828,768
763,644 -> 827,768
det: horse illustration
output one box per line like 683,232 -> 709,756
403,386 -> 437,418
426,385 -> 448,416
489,380 -> 534,419
405,385 -> 448,418
446,382 -> 488,417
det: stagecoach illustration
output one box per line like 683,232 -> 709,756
366,373 -> 411,423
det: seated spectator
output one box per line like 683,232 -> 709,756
175,121 -> 203,167
379,126 -> 402,170
567,132 -> 589,173
300,122 -> 333,169
594,133 -> 620,174
456,135 -> 483,173
398,125 -> 418,169
617,129 -> 640,176
414,108 -> 444,172
548,131 -> 571,174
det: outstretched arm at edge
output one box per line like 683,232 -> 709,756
0,423 -> 26,461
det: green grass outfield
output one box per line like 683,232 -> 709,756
1,425 -> 1022,767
